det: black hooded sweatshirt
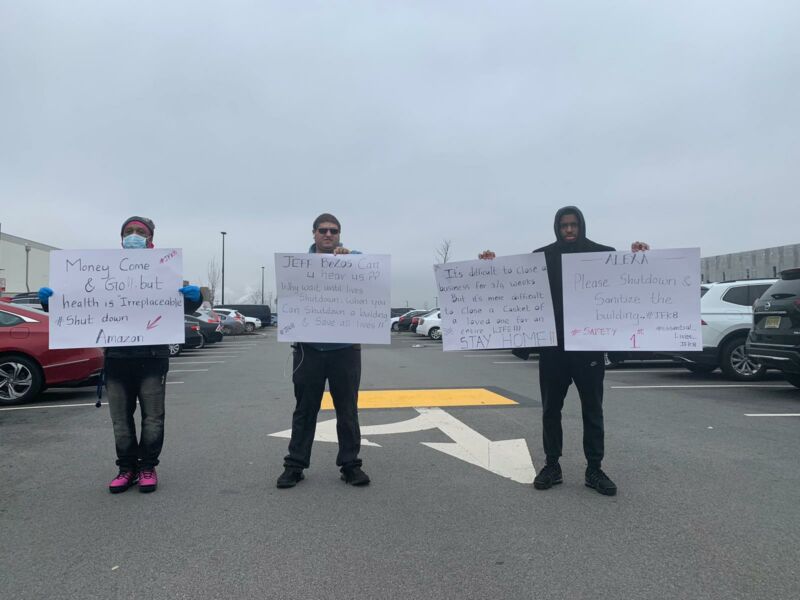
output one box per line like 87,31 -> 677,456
534,206 -> 615,350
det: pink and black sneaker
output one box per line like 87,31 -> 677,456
138,468 -> 158,493
109,471 -> 138,494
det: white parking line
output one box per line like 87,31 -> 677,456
168,361 -> 226,365
169,369 -> 209,373
463,354 -> 516,358
744,413 -> 800,417
0,403 -> 100,411
612,384 -> 793,389
166,381 -> 184,385
492,361 -> 533,364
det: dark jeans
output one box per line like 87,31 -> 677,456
284,344 -> 362,470
104,357 -> 169,471
539,349 -> 605,467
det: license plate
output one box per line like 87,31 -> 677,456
765,316 -> 781,329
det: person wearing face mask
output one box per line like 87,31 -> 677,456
479,207 -> 649,496
275,213 -> 370,489
38,216 -> 202,494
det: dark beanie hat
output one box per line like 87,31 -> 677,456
121,216 -> 155,237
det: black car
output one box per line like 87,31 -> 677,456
747,268 -> 800,389
214,304 -> 271,327
9,292 -> 43,310
169,318 -> 205,357
395,309 -> 428,332
186,314 -> 223,344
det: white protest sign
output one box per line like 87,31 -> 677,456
434,253 -> 557,351
276,253 -> 391,345
48,249 -> 185,349
562,248 -> 702,352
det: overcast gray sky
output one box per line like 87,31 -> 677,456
2,1 -> 798,307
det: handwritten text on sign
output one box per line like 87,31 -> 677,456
276,253 -> 391,345
562,248 -> 702,352
48,249 -> 184,349
434,253 -> 557,351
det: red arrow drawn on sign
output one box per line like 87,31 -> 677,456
146,316 -> 162,330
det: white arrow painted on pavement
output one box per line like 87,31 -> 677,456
269,407 -> 535,484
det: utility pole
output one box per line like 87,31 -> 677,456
220,231 -> 227,304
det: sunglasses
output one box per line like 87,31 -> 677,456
317,228 -> 340,235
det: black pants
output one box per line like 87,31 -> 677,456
538,349 -> 605,467
284,344 -> 362,470
104,357 -> 169,471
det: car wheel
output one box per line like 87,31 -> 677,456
784,373 -> 800,389
197,335 -> 206,349
719,337 -> 765,381
168,343 -> 182,357
429,327 -> 442,341
245,323 -> 255,333
684,363 -> 717,374
0,355 -> 44,405
391,322 -> 400,332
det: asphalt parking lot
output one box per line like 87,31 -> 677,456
2,330 -> 799,600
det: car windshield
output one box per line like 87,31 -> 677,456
764,278 -> 800,299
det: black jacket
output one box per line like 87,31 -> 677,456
534,206 -> 615,350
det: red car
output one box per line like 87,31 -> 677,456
0,302 -> 104,405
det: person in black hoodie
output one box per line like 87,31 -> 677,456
39,216 -> 202,494
480,206 -> 648,496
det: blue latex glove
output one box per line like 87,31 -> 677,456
178,285 -> 201,302
38,287 -> 54,305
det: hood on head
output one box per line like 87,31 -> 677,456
553,206 -> 586,243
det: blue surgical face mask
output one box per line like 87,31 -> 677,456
122,234 -> 148,249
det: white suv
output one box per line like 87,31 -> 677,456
670,279 -> 776,380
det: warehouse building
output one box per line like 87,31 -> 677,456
0,231 -> 58,295
702,243 -> 800,283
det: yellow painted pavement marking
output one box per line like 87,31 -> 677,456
321,388 -> 517,410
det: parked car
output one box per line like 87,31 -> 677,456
391,307 -> 415,318
395,310 -> 429,332
213,307 -> 258,333
187,314 -> 223,344
416,311 -> 442,340
9,292 -> 44,310
169,318 -> 205,357
214,304 -> 271,327
411,309 -> 439,334
604,351 -> 670,367
747,268 -> 800,389
669,279 -> 776,380
0,302 -> 104,405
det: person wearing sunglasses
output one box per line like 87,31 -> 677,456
276,213 -> 370,489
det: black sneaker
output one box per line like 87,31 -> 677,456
276,467 -> 304,488
340,466 -> 370,486
533,463 -> 563,490
585,466 -> 617,496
